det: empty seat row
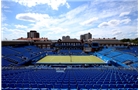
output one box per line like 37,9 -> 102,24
2,68 -> 138,89
2,83 -> 138,89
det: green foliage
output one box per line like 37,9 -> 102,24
120,38 -> 138,44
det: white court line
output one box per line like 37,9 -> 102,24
79,56 -> 83,62
87,56 -> 92,62
49,56 -> 55,62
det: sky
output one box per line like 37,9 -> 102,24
1,0 -> 138,40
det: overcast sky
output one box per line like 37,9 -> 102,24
1,0 -> 138,40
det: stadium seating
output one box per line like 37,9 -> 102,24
106,51 -> 121,57
113,54 -> 137,62
59,49 -> 84,55
95,48 -> 138,68
2,45 -> 47,66
95,53 -> 112,63
2,58 -> 13,66
2,45 -> 138,90
2,46 -> 19,56
131,63 -> 138,68
97,48 -> 112,55
2,68 -> 138,89
117,46 -> 138,56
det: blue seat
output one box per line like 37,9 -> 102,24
118,88 -> 127,90
89,81 -> 96,84
22,81 -> 29,83
9,80 -> 17,83
116,84 -> 124,88
69,84 -> 77,89
110,81 -> 116,84
83,81 -> 89,84
123,81 -> 129,84
63,81 -> 69,84
96,81 -> 103,84
77,84 -> 85,89
23,83 -> 30,88
38,84 -> 46,88
31,84 -> 38,88
101,84 -> 109,89
70,81 -> 76,84
15,83 -> 23,88
16,80 -> 22,83
2,80 -> 9,84
110,84 -> 116,88
62,84 -> 69,88
128,81 -> 135,84
127,88 -> 138,90
116,81 -> 123,84
85,84 -> 93,89
124,84 -> 132,88
103,81 -> 110,84
77,81 -> 83,84
131,84 -> 138,88
93,84 -> 101,89
56,81 -> 62,84
46,84 -> 53,89
8,83 -> 15,88
2,83 -> 8,88
54,84 -> 61,88
49,81 -> 56,84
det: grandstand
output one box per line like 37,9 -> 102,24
2,38 -> 138,90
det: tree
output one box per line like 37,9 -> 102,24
58,39 -> 62,42
120,38 -> 138,44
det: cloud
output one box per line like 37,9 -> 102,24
98,22 -> 109,27
111,29 -> 123,39
119,12 -> 130,17
98,18 -> 131,28
2,23 -> 8,27
98,19 -> 120,28
1,13 -> 6,22
2,0 -> 137,40
3,10 -> 12,13
120,18 -> 131,24
108,20 -> 120,26
50,27 -> 68,34
112,30 -> 122,36
1,4 -> 9,9
1,3 -> 12,13
2,27 -> 27,40
12,0 -> 70,10
15,24 -> 28,28
16,13 -> 50,22
16,13 -> 37,22
47,0 -> 70,10
66,2 -> 70,9
63,4 -> 87,19
111,25 -> 137,39
36,27 -> 70,39
80,17 -> 98,26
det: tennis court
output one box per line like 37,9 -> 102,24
37,56 -> 105,64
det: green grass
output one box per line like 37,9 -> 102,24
37,56 -> 105,64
